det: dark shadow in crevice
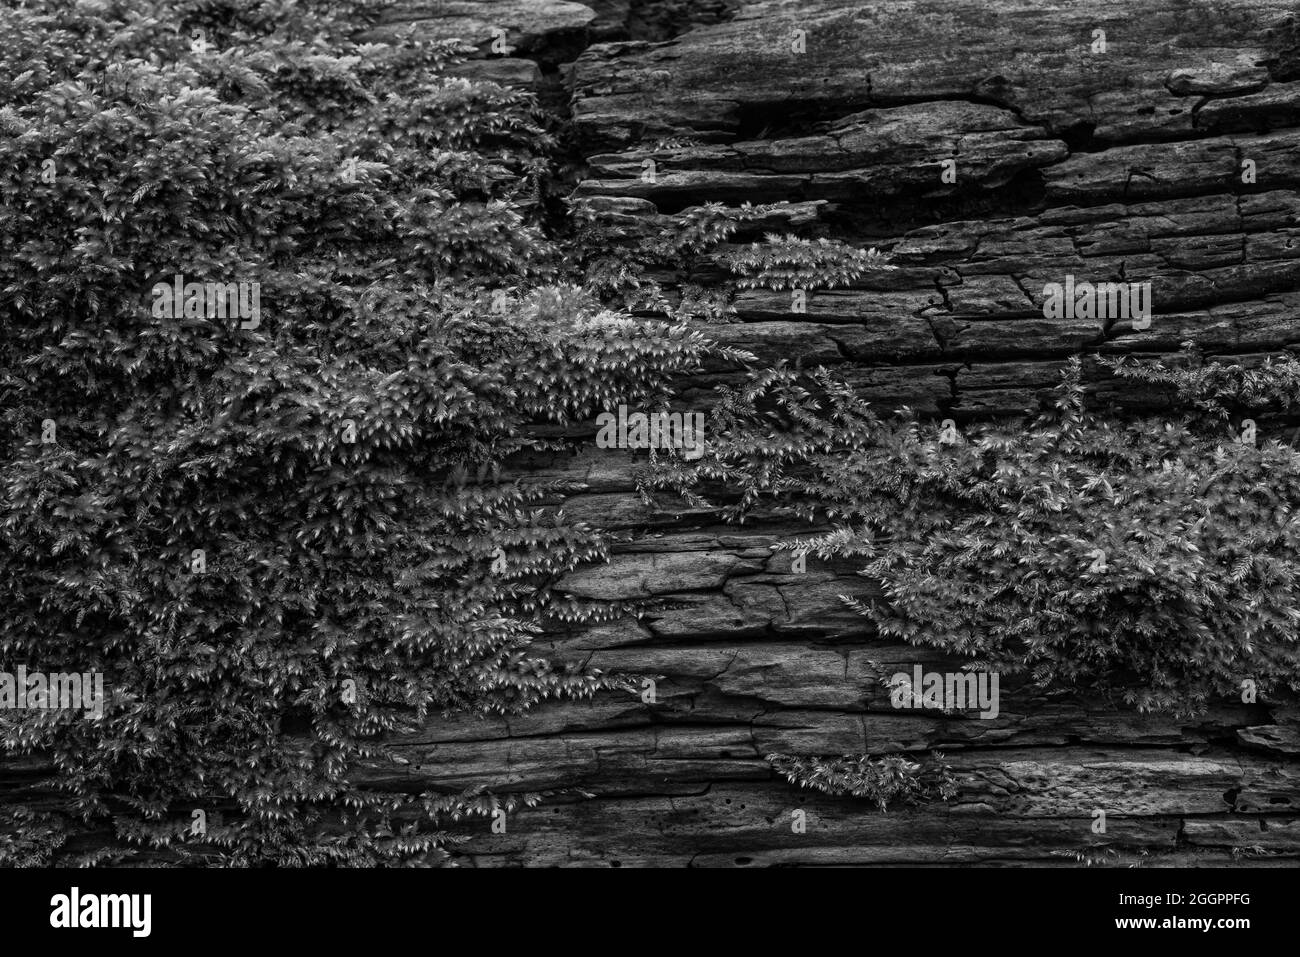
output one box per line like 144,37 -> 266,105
625,0 -> 743,42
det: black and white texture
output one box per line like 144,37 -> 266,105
348,0 -> 1300,866
6,0 -> 1300,869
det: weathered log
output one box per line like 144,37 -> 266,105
428,0 -> 1300,865
16,0 -> 1300,867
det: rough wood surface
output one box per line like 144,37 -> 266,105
15,1 -> 1300,866
385,0 -> 1300,866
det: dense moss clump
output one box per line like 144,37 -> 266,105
0,0 -> 728,864
649,354 -> 1300,715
